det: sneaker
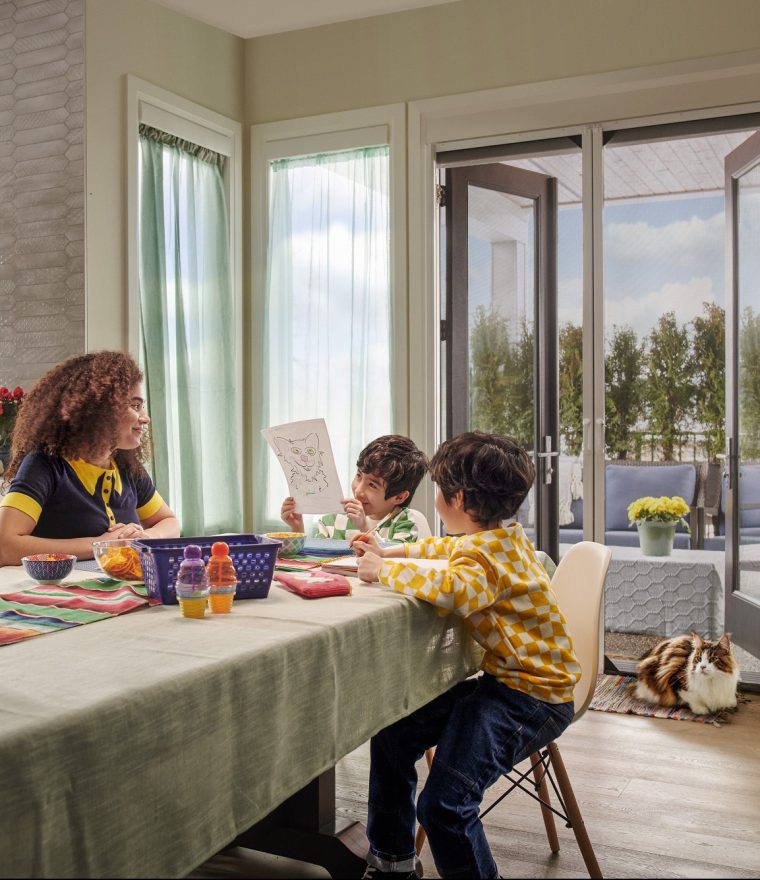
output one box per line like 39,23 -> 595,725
362,864 -> 422,879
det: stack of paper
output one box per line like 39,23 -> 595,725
321,556 -> 450,575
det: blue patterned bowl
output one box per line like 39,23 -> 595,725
21,553 -> 77,585
264,531 -> 305,558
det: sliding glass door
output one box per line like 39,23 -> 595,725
725,130 -> 760,663
437,115 -> 760,684
441,161 -> 560,561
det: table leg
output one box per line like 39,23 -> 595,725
232,768 -> 369,879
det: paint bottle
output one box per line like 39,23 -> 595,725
175,544 -> 209,618
206,541 -> 238,613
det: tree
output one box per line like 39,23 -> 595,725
645,311 -> 695,460
470,306 -> 511,436
605,325 -> 644,460
469,308 -> 534,449
559,322 -> 583,456
692,302 -> 725,462
504,319 -> 535,450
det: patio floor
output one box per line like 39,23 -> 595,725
605,630 -> 760,673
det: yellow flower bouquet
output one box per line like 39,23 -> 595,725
627,495 -> 690,531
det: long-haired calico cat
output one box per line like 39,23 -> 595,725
634,632 -> 739,715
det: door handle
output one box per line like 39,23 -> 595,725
582,417 -> 592,453
537,436 -> 559,485
595,417 -> 606,453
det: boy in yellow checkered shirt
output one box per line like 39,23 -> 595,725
353,432 -> 580,880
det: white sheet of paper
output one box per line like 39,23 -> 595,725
262,418 -> 345,515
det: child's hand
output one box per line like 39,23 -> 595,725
350,532 -> 381,557
281,497 -> 304,532
341,497 -> 368,532
357,551 -> 382,583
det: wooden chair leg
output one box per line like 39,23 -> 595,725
547,741 -> 603,879
415,748 -> 435,855
531,750 -> 560,853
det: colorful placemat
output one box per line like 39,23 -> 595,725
589,673 -> 744,726
0,578 -> 150,646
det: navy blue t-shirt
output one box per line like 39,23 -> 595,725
1,451 -> 164,539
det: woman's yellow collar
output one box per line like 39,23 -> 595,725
66,457 -> 123,496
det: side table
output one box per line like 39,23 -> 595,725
601,545 -> 724,640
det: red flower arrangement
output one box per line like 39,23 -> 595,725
0,386 -> 24,450
0,385 -> 24,416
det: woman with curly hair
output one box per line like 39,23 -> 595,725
0,351 -> 179,565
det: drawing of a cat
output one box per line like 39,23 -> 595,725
274,433 -> 328,496
634,632 -> 740,716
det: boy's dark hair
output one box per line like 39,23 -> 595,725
357,434 -> 429,502
430,432 -> 535,524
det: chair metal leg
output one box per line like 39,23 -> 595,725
415,748 -> 435,855
546,741 -> 603,878
530,750 -> 560,853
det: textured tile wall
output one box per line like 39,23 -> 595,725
0,0 -> 84,393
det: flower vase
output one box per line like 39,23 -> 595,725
636,521 -> 677,556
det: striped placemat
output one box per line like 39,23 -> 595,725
0,578 -> 149,646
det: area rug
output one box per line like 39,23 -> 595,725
589,673 -> 740,726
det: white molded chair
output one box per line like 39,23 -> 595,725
415,540 -> 612,879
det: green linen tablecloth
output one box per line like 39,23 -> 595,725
0,565 -> 481,879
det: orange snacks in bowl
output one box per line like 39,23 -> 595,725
93,539 -> 144,581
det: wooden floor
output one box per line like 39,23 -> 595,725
190,695 -> 760,879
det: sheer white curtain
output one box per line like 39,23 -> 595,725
138,127 -> 242,535
260,146 -> 392,530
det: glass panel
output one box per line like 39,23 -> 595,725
261,147 -> 392,530
467,185 -> 535,442
601,133 -> 744,569
465,185 -> 536,535
600,130 -> 751,670
736,162 -> 760,608
602,135 -> 738,470
495,154 -> 585,542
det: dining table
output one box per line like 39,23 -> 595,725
0,562 -> 483,879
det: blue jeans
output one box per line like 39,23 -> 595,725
366,673 -> 574,879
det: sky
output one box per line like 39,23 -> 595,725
470,193 -> 728,343
601,196 -> 725,340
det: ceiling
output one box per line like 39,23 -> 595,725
150,0 -> 461,38
507,132 -> 751,206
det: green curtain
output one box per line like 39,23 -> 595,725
260,146 -> 392,530
138,130 -> 242,535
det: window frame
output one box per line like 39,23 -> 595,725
250,104 -> 407,532
125,74 -> 244,453
408,51 -> 760,537
125,74 -> 245,512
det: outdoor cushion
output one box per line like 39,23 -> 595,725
719,463 -> 760,530
605,463 -> 696,532
739,466 -> 760,528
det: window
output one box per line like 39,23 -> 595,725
261,146 -> 393,529
251,106 -> 406,532
128,77 -> 243,535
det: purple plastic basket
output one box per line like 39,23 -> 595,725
133,534 -> 282,605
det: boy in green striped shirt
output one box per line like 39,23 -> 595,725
281,435 -> 431,544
